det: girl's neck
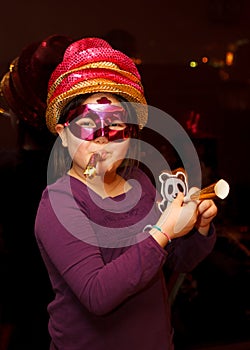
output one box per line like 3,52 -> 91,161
68,167 -> 131,199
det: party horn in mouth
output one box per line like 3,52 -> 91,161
184,179 -> 230,202
83,153 -> 101,179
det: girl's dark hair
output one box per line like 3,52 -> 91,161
51,94 -> 141,181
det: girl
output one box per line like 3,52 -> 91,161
35,37 -> 217,350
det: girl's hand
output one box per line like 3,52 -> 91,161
152,192 -> 198,246
195,199 -> 218,235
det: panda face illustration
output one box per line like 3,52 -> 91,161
163,175 -> 187,201
158,169 -> 188,212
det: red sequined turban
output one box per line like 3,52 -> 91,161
46,37 -> 147,134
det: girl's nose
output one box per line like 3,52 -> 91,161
94,136 -> 109,144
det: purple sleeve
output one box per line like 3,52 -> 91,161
35,190 -> 168,316
166,225 -> 216,273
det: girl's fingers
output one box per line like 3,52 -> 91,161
172,192 -> 184,206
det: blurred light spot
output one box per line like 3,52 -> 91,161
219,69 -> 230,81
189,60 -> 198,68
132,57 -> 142,65
226,51 -> 234,66
202,56 -> 208,63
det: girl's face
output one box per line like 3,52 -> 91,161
56,93 -> 131,177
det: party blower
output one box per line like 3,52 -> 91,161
83,153 -> 101,179
184,179 -> 230,202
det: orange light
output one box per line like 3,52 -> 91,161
132,57 -> 142,65
226,51 -> 234,66
202,56 -> 208,63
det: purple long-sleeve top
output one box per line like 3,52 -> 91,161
35,167 -> 216,350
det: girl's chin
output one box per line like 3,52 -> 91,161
96,163 -> 118,177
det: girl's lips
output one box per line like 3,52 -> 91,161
96,150 -> 109,161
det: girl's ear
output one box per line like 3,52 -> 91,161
55,124 -> 68,147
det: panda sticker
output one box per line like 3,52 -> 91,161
158,168 -> 188,213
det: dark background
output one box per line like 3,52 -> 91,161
0,1 -> 249,349
1,0 -> 250,189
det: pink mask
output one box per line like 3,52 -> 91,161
64,103 -> 138,142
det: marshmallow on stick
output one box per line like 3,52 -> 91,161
185,179 -> 230,202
